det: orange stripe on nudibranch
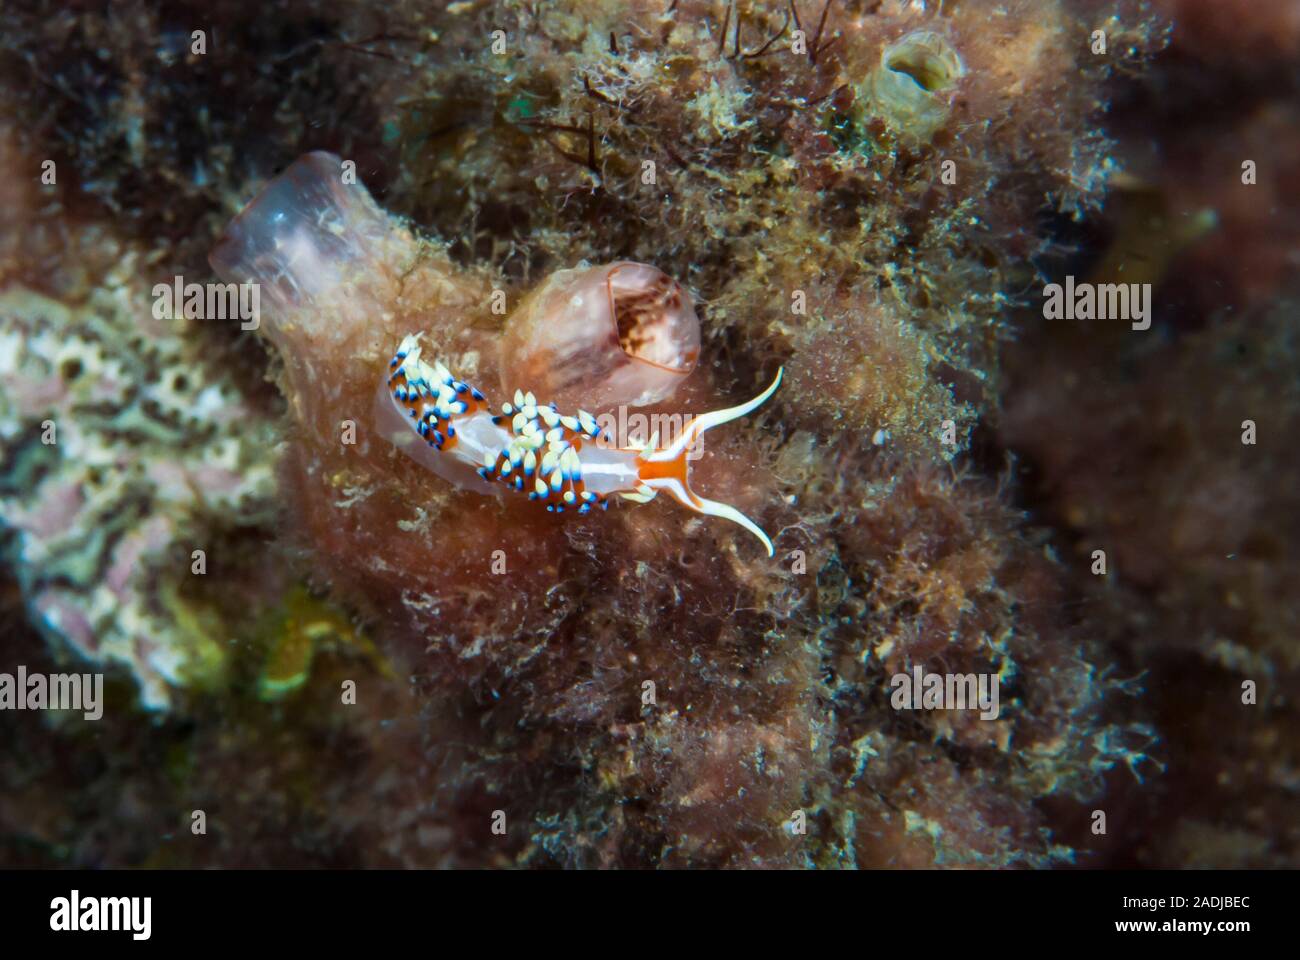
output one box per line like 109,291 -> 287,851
637,450 -> 690,489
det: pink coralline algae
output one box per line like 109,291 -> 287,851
0,278 -> 275,709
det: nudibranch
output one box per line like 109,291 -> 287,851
376,335 -> 783,555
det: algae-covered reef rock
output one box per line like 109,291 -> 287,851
200,0 -> 1165,863
374,0 -> 1164,455
999,0 -> 1300,867
15,0 -> 1272,870
1004,298 -> 1300,867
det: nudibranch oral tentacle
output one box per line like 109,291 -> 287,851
378,335 -> 783,555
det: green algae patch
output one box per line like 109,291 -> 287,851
256,588 -> 387,702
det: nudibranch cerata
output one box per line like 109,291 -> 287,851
375,335 -> 783,555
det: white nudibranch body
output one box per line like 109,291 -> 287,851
376,335 -> 783,555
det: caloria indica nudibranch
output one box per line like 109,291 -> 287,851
375,335 -> 784,555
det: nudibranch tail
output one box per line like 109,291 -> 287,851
379,333 -> 783,554
636,368 -> 784,557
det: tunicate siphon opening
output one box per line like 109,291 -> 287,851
608,264 -> 698,372
884,32 -> 964,94
498,261 -> 700,411
861,31 -> 966,142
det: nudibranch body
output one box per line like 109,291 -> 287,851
378,334 -> 783,555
